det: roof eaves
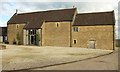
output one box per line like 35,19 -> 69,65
72,24 -> 114,26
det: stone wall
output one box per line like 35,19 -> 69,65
41,22 -> 71,47
72,25 -> 114,50
7,23 -> 114,50
7,24 -> 25,44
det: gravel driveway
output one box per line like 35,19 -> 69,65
1,44 -> 113,70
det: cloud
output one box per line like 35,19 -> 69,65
73,2 -> 114,13
117,1 -> 120,39
5,2 -> 115,13
1,0 -> 118,2
0,2 -> 117,22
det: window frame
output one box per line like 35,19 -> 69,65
73,27 -> 78,32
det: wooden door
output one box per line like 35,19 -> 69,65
88,40 -> 95,49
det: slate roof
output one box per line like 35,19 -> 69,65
0,27 -> 7,36
7,8 -> 76,29
73,11 -> 115,26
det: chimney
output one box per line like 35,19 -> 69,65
73,5 -> 75,8
15,9 -> 18,15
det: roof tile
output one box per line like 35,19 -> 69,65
7,8 -> 76,29
73,11 -> 115,26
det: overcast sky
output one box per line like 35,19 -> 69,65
0,0 -> 119,39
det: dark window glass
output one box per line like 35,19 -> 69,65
28,30 -> 30,34
57,23 -> 59,27
35,30 -> 36,34
33,30 -> 34,34
56,22 -> 60,27
74,40 -> 76,44
16,25 -> 19,28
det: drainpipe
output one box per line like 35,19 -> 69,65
113,24 -> 115,50
112,11 -> 115,50
41,28 -> 42,46
70,21 -> 72,47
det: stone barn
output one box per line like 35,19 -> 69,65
72,11 -> 115,50
7,8 -> 115,50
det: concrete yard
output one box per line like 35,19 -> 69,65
33,48 -> 118,70
0,44 -> 114,70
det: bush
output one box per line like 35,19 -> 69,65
13,41 -> 16,44
5,40 -> 9,44
13,39 -> 16,44
116,42 -> 120,47
17,32 -> 22,45
116,39 -> 120,47
0,45 -> 6,50
18,41 -> 22,45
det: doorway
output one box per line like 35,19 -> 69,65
88,40 -> 95,49
31,35 -> 34,45
30,35 -> 36,45
27,29 -> 41,46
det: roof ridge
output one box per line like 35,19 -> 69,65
73,10 -> 115,26
77,10 -> 114,15
18,8 -> 76,15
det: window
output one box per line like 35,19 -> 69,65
74,40 -> 77,44
29,29 -> 37,35
57,23 -> 59,27
16,24 -> 19,28
30,30 -> 33,34
56,22 -> 60,27
73,27 -> 78,32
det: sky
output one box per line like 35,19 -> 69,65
0,0 -> 120,39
